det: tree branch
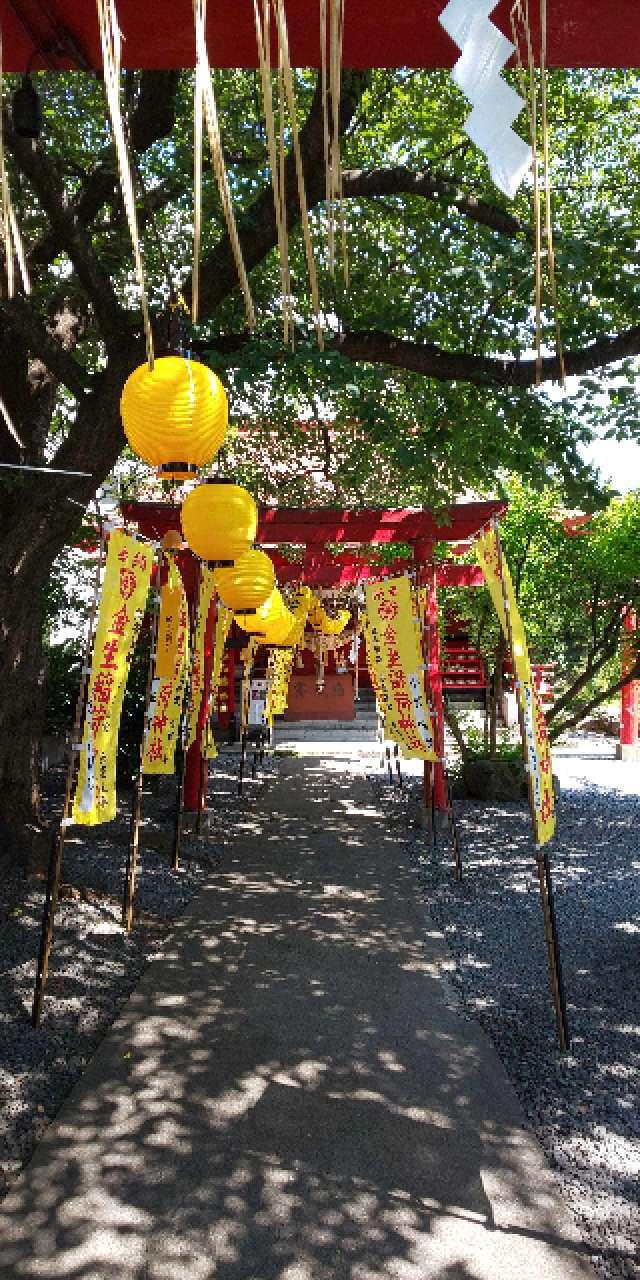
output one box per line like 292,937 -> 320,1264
194,71 -> 370,319
342,166 -> 532,241
549,654 -> 640,741
331,325 -> 640,389
28,72 -> 181,274
0,297 -> 91,398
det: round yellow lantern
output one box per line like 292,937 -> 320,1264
213,549 -> 275,613
235,586 -> 288,636
181,480 -> 258,564
120,355 -> 228,480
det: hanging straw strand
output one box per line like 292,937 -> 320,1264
194,0 -> 255,331
253,0 -> 292,343
510,0 -> 542,384
272,0 -> 324,348
539,0 -> 565,385
96,0 -> 154,367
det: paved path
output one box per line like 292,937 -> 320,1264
0,756 -> 594,1280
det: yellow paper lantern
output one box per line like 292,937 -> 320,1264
213,549 -> 275,613
120,355 -> 228,480
181,480 -> 258,564
235,586 -> 288,637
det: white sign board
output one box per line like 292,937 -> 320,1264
248,679 -> 268,727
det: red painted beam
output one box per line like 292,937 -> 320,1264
3,1 -> 637,71
123,499 -> 506,548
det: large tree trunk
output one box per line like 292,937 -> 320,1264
0,563 -> 49,871
0,353 -> 137,871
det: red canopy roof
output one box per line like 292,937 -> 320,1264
2,0 -> 638,71
123,499 -> 505,549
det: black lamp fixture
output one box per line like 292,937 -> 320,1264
12,74 -> 42,140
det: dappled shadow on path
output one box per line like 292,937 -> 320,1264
0,759 -> 593,1279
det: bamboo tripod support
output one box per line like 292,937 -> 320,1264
492,519 -> 569,1051
172,562 -> 204,871
122,550 -> 163,931
32,519 -> 106,1028
418,571 -> 463,881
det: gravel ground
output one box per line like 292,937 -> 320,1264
0,748 -> 274,1203
372,733 -> 639,1280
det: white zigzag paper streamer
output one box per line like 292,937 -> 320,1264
439,0 -> 532,199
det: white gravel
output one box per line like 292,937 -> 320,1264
372,732 -> 639,1280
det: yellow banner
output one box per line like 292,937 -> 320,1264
364,576 -> 437,761
202,600 -> 234,760
475,528 -> 555,845
143,556 -> 189,774
185,567 -> 216,749
155,561 -> 185,679
72,531 -> 153,824
265,647 -> 294,722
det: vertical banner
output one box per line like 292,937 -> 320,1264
364,577 -> 437,761
185,567 -> 216,749
72,530 -> 153,825
265,647 -> 295,723
203,600 -> 234,760
475,528 -> 555,845
143,556 -> 190,774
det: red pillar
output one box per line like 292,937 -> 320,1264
415,542 -> 446,811
184,592 -> 217,812
620,608 -> 638,759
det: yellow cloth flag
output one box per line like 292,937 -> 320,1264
265,647 -> 294,723
203,600 -> 234,760
475,528 -> 555,845
185,567 -> 216,749
72,531 -> 153,825
143,556 -> 189,775
155,561 -> 185,679
364,576 -> 437,762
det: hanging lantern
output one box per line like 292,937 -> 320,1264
213,549 -> 275,613
120,355 -> 228,480
181,480 -> 258,564
235,586 -> 288,636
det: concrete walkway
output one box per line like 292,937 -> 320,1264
0,755 -> 594,1280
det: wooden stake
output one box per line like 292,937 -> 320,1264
32,518 -> 105,1027
122,552 -> 162,931
492,518 -> 569,1050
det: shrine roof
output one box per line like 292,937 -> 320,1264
122,498 -> 506,549
2,1 -> 637,72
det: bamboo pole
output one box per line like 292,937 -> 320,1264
122,549 -> 162,931
32,517 -> 105,1027
492,518 -> 569,1050
172,562 -> 202,871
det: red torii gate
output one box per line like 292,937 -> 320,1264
2,1 -> 637,70
123,498 -> 505,812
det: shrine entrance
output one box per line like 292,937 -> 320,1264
123,498 -> 505,813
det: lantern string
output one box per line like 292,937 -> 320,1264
320,0 -> 332,273
96,0 -> 154,368
272,0 -> 324,349
253,0 -> 292,344
0,30 -> 31,301
193,0 -> 256,331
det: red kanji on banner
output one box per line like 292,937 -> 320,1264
119,567 -> 138,600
